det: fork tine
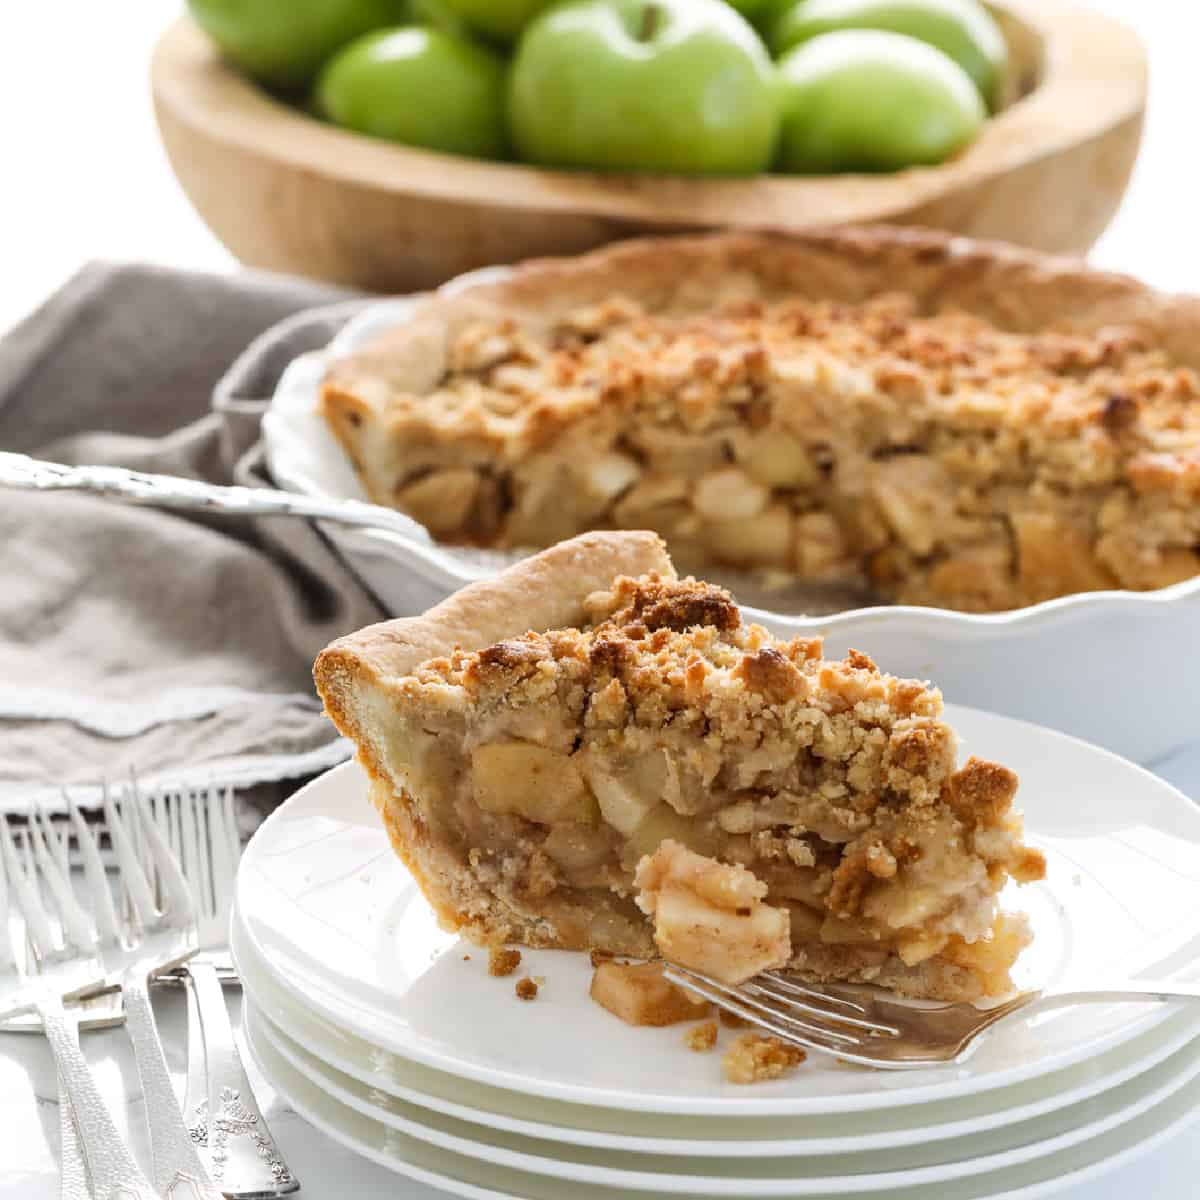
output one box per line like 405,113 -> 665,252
127,771 -> 154,900
169,790 -> 185,885
104,780 -> 158,926
46,807 -> 70,878
0,818 -> 16,970
127,778 -> 194,924
148,787 -> 167,904
663,965 -> 865,1052
202,787 -> 221,917
747,975 -> 902,1036
209,784 -> 238,926
182,788 -> 208,918
222,784 -> 239,867
759,971 -> 872,1015
65,790 -> 120,944
0,816 -> 58,959
28,808 -> 95,954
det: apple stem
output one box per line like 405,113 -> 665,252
638,3 -> 662,41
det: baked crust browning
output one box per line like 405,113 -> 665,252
323,228 -> 1200,613
314,533 -> 1044,1003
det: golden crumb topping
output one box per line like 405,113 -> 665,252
372,293 -> 1200,490
515,976 -> 538,1000
685,1021 -> 719,1052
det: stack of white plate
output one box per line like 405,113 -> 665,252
233,704 -> 1200,1200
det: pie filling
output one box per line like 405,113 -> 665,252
344,574 -> 1045,1002
324,289 -> 1200,613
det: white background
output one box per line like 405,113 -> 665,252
0,3 -> 1198,1197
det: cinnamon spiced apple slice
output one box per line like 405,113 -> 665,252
314,531 -> 1045,1002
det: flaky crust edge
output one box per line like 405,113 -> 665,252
313,531 -> 675,936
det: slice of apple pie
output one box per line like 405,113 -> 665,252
314,532 -> 1045,1002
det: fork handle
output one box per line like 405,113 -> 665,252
58,1076 -> 91,1200
0,451 -> 429,541
1046,978 -> 1200,1005
190,960 -> 299,1197
37,995 -> 161,1200
123,969 -> 224,1200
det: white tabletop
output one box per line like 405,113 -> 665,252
2,2 -> 1198,1195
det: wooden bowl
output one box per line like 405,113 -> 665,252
152,3 -> 1146,293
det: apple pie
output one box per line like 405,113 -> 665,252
322,228 -> 1200,613
314,531 -> 1045,1002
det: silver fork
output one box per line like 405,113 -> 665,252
151,785 -> 297,1198
65,784 -> 223,1199
0,812 -> 161,1200
664,962 -> 1200,1069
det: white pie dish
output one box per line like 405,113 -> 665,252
231,708 -> 1200,1118
262,285 -> 1200,767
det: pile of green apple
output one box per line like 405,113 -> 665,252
187,0 -> 1007,175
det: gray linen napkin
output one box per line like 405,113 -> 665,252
0,262 -> 386,806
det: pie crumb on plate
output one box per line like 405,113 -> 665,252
723,1033 -> 809,1085
488,946 -> 521,977
685,1021 -> 719,1053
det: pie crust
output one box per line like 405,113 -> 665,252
322,227 -> 1200,612
314,531 -> 1045,1002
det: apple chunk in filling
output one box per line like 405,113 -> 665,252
635,840 -> 791,985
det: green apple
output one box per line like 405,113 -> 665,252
722,0 -> 776,20
508,0 -> 780,175
187,0 -> 409,91
402,0 -> 470,32
439,0 -> 557,42
315,27 -> 508,158
776,29 -> 985,173
768,0 -> 1007,109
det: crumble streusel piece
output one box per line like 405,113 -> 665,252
515,976 -> 538,1001
723,1033 -> 808,1084
635,841 -> 791,985
488,946 -> 522,977
685,1021 -> 719,1052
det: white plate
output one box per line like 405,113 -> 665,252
243,1002 -> 1200,1200
235,704 -> 1200,1117
248,994 -> 1200,1196
261,293 -> 1200,765
231,906 -> 1200,1157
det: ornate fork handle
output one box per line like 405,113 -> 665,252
0,450 -> 429,541
38,994 -> 162,1200
123,970 -> 225,1200
190,961 -> 299,1196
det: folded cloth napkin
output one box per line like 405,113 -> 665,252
0,262 -> 387,807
